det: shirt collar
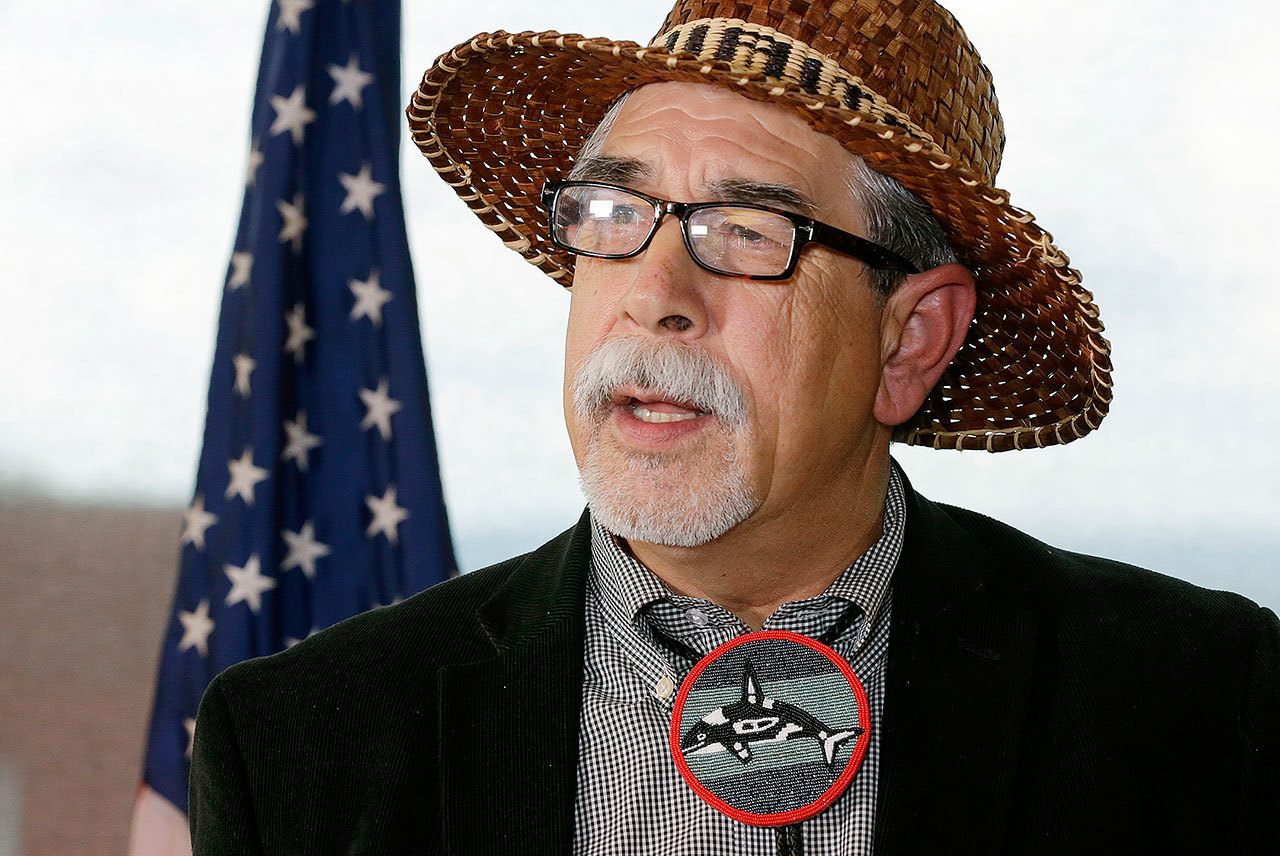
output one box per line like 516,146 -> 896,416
588,457 -> 907,640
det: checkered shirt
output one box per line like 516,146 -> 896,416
571,461 -> 906,855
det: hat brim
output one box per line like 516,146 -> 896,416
407,30 -> 1113,452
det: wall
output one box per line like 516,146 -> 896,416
0,502 -> 178,856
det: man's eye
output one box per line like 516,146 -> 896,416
608,205 -> 642,225
729,224 -> 768,243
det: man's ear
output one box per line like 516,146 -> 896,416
874,263 -> 976,428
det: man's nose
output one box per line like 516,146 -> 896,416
615,217 -> 709,338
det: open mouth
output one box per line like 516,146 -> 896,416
610,389 -> 710,424
628,398 -> 708,424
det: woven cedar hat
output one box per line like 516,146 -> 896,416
407,0 -> 1114,452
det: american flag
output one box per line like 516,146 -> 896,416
129,0 -> 456,850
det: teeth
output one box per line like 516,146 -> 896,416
631,403 -> 703,423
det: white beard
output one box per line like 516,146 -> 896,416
569,335 -> 760,547
576,425 -> 759,548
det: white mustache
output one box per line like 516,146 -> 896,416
571,337 -> 749,429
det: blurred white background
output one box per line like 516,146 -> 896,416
1,0 -> 1277,606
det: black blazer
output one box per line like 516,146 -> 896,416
189,476 -> 1280,854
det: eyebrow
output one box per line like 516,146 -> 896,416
567,154 -> 652,184
706,178 -> 817,216
566,155 -> 818,216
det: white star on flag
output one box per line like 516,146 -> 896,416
232,353 -> 257,397
281,411 -> 322,471
227,251 -> 254,291
246,141 -> 265,188
349,270 -> 393,326
338,163 -> 386,220
277,193 -> 308,253
269,86 -> 316,145
177,599 -> 216,658
359,377 -> 401,441
224,554 -> 277,612
225,448 -> 270,505
281,521 -> 331,579
275,0 -> 315,35
283,302 -> 315,364
180,494 -> 219,550
185,718 -> 197,760
365,486 -> 409,544
327,54 -> 375,109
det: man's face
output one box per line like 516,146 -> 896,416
563,81 -> 890,547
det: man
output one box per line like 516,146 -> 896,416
190,1 -> 1279,853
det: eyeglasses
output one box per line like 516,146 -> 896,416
541,180 -> 919,282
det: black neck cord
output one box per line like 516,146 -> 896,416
647,600 -> 863,666
776,823 -> 804,856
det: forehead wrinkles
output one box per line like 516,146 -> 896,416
603,87 -> 834,204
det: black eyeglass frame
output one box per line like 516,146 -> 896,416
540,180 -> 920,282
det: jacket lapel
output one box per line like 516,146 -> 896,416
875,479 -> 1040,853
438,510 -> 592,855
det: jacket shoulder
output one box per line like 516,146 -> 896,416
205,523 -> 576,712
933,500 -> 1264,629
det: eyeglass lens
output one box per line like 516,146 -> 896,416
551,184 -> 798,277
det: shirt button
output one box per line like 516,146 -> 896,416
687,608 -> 710,627
653,675 -> 676,700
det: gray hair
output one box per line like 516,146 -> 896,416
568,90 -> 959,296
568,94 -> 631,179
847,157 -> 958,295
